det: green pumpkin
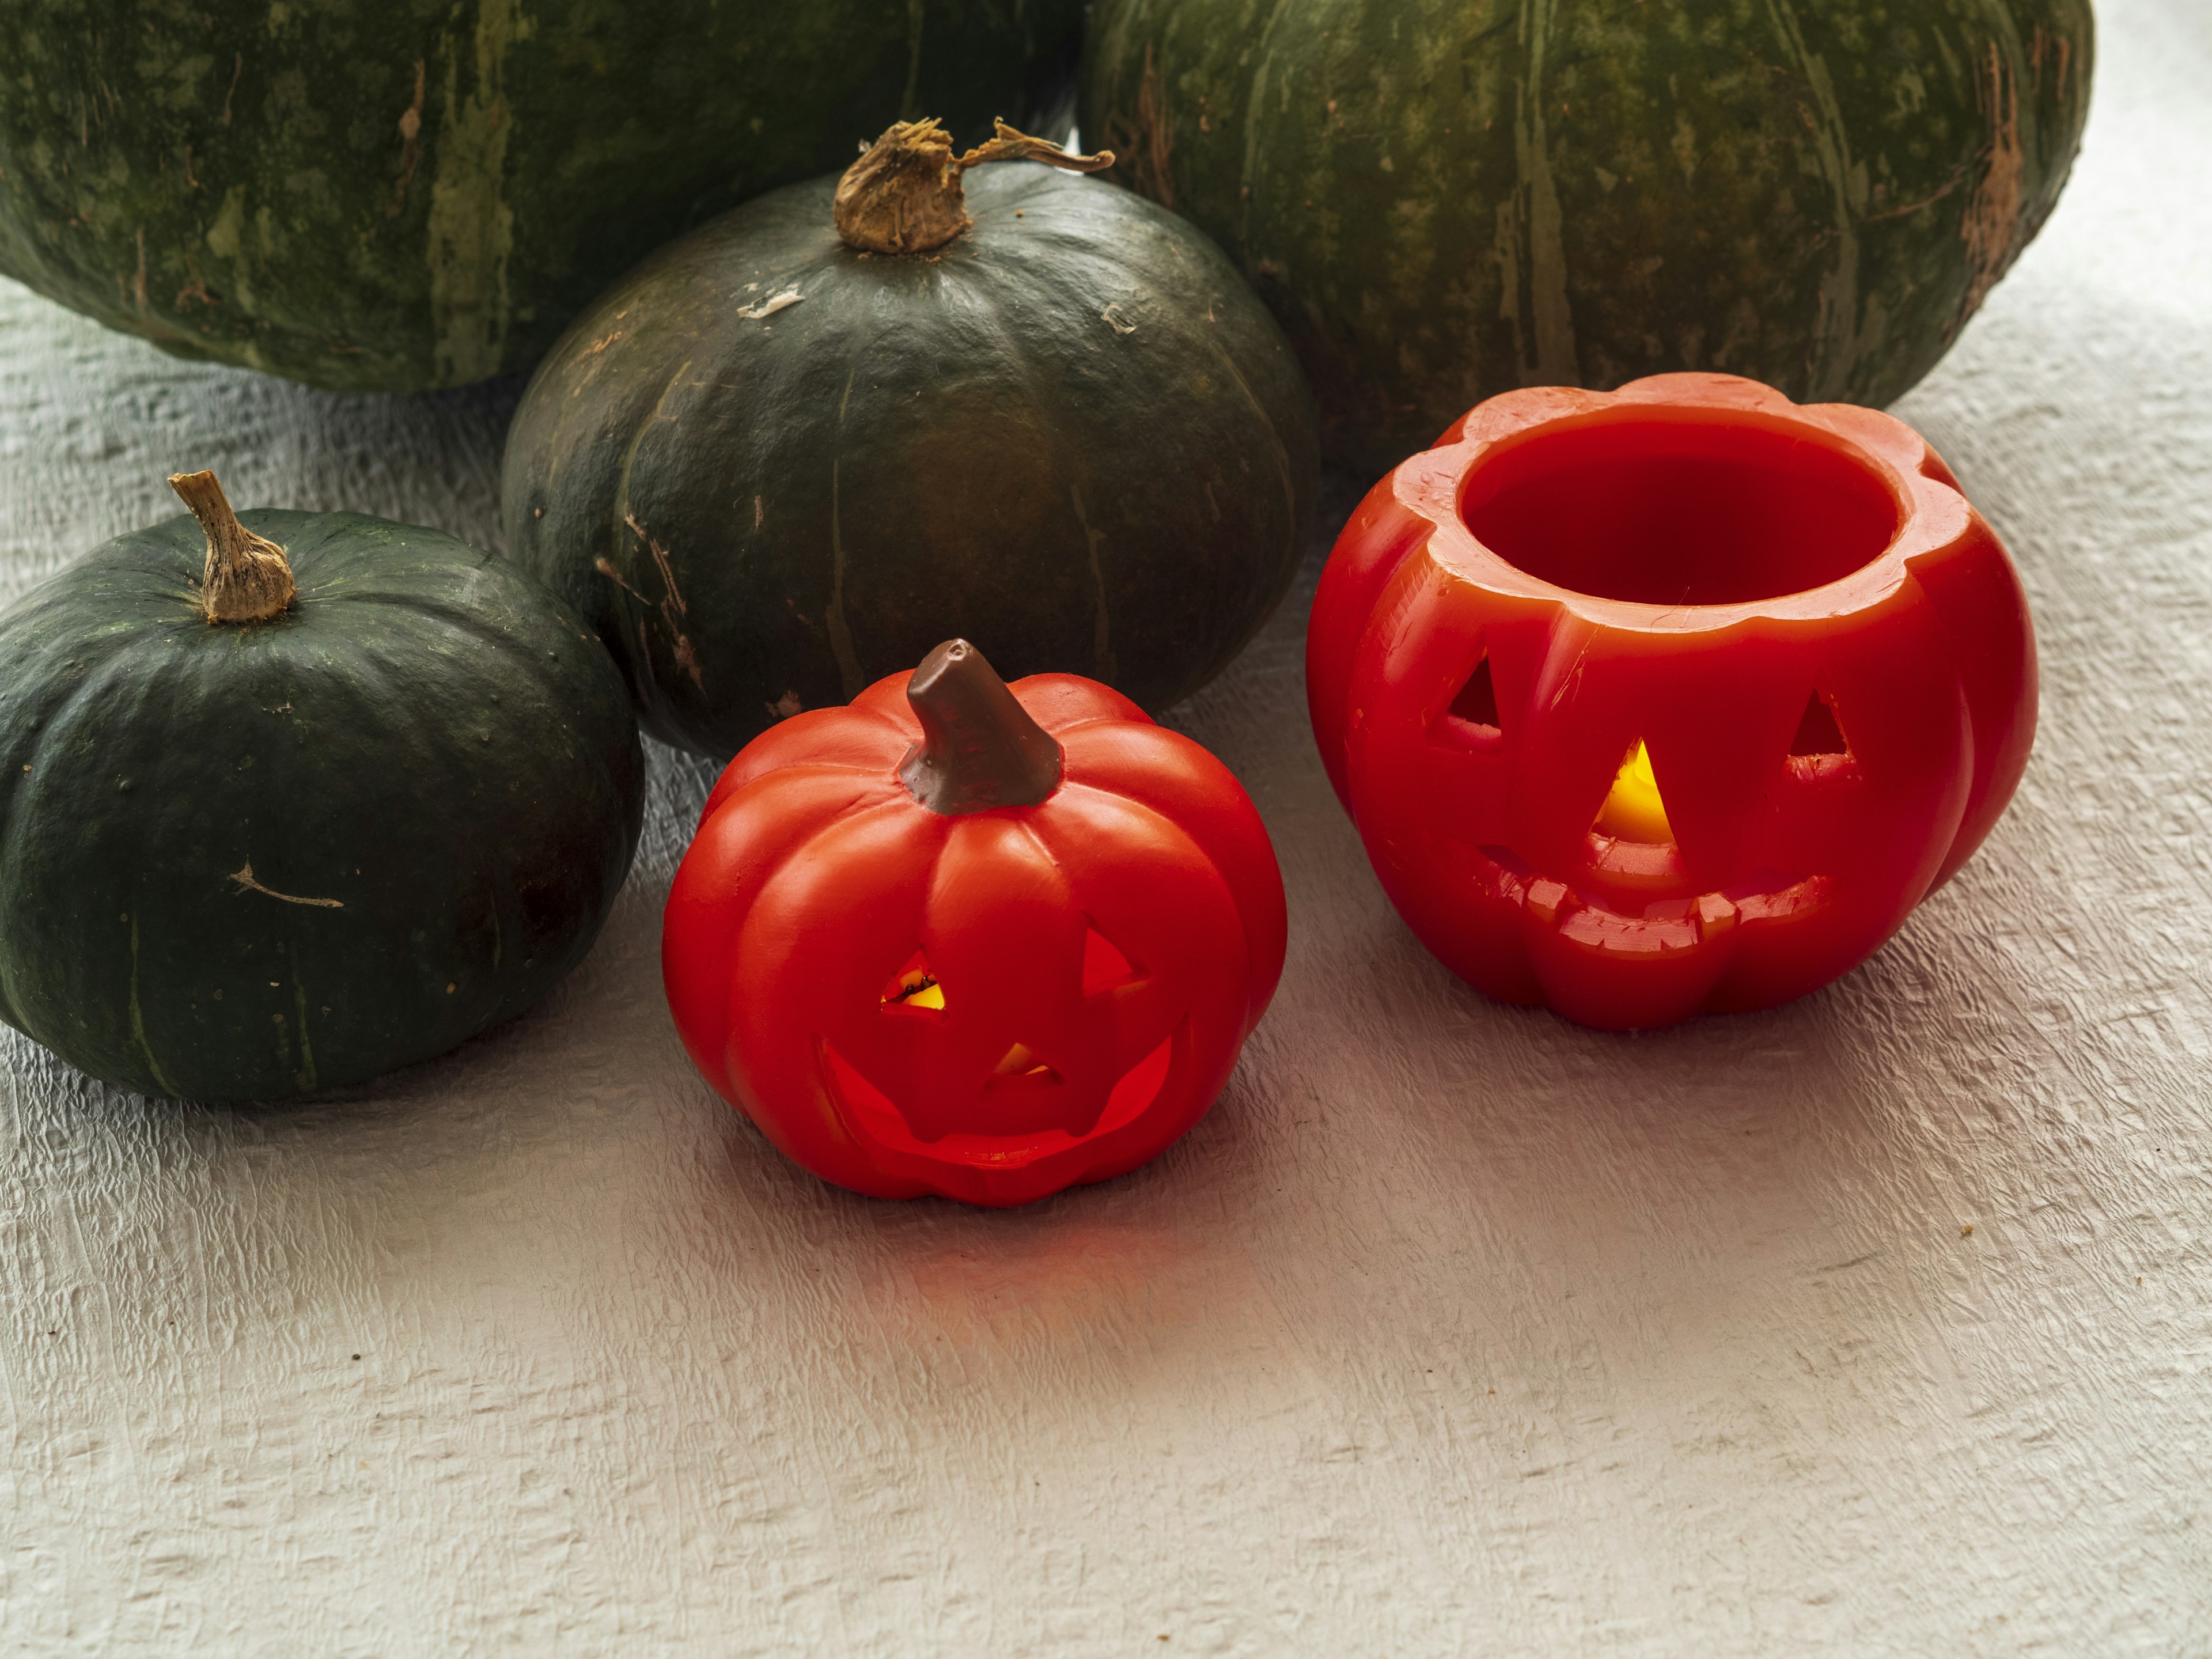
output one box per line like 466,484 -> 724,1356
0,0 -> 1082,391
1079,0 -> 2095,474
0,479 -> 645,1101
500,123 -> 1319,760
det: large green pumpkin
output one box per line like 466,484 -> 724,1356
0,481 -> 645,1100
1080,0 -> 2094,473
501,125 -> 1318,759
0,0 -> 1082,391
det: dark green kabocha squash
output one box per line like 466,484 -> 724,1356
0,0 -> 1083,391
0,474 -> 645,1100
502,120 -> 1319,760
1080,0 -> 2096,472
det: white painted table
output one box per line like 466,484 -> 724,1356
3,3 -> 2206,1652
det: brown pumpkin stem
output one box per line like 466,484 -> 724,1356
168,469 -> 296,624
897,639 -> 1063,815
832,117 -> 1113,256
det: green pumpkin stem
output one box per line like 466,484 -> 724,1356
168,470 -> 296,624
897,639 -> 1063,815
833,118 -> 1113,256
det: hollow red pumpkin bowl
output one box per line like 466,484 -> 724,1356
1308,372 -> 2036,1030
665,640 -> 1286,1205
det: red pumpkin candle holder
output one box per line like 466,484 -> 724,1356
1308,373 -> 2036,1029
664,640 -> 1286,1205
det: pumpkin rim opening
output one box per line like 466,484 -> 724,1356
1457,410 -> 1904,607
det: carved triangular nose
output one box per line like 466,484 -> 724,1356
1592,740 -> 1675,844
990,1041 -> 1062,1085
881,950 -> 944,1011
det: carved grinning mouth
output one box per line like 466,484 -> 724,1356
820,1033 -> 1177,1171
1472,841 -> 1832,952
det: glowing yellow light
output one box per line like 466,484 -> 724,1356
1593,740 -> 1675,844
884,968 -> 945,1010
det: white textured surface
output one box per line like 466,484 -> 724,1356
3,3 -> 2207,1652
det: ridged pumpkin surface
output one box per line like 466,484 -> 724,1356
0,0 -> 1081,390
0,510 -> 645,1100
502,162 -> 1317,760
1080,0 -> 2094,473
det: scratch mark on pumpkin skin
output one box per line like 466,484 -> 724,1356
621,515 -> 703,691
389,60 -> 426,218
611,357 -> 693,540
1123,42 -> 1176,210
825,366 -> 865,700
604,354 -> 692,703
1511,0 -> 1577,385
229,862 -> 343,908
1069,484 -> 1118,683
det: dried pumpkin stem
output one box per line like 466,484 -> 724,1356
833,117 -> 1113,256
168,469 -> 295,624
897,639 -> 1063,815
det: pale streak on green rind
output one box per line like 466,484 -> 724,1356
291,978 -> 316,1094
1200,322 -> 1302,567
126,912 -> 181,1099
825,365 -> 865,701
1069,483 -> 1117,682
1765,0 -> 1863,399
1240,0 -> 1304,249
1514,0 -> 1578,385
429,0 -> 528,385
901,0 -> 929,120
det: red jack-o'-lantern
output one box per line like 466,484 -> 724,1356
665,640 -> 1286,1205
1308,373 -> 2035,1029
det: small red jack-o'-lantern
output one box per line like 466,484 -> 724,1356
664,640 -> 1287,1205
1308,373 -> 2035,1029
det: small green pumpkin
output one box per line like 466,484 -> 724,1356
0,475 -> 645,1101
501,120 -> 1319,760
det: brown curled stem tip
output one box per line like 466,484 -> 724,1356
833,117 -> 1114,256
897,639 -> 1064,815
168,469 -> 295,624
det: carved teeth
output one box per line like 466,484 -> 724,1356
1472,846 -> 1818,948
1524,877 -> 1575,928
1692,892 -> 1739,943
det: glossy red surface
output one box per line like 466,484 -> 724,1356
664,666 -> 1287,1205
1307,373 -> 2037,1029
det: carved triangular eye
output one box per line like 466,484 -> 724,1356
1448,654 -> 1501,730
1592,740 -> 1676,844
1082,927 -> 1143,995
881,950 -> 945,1012
1790,691 -> 1850,757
